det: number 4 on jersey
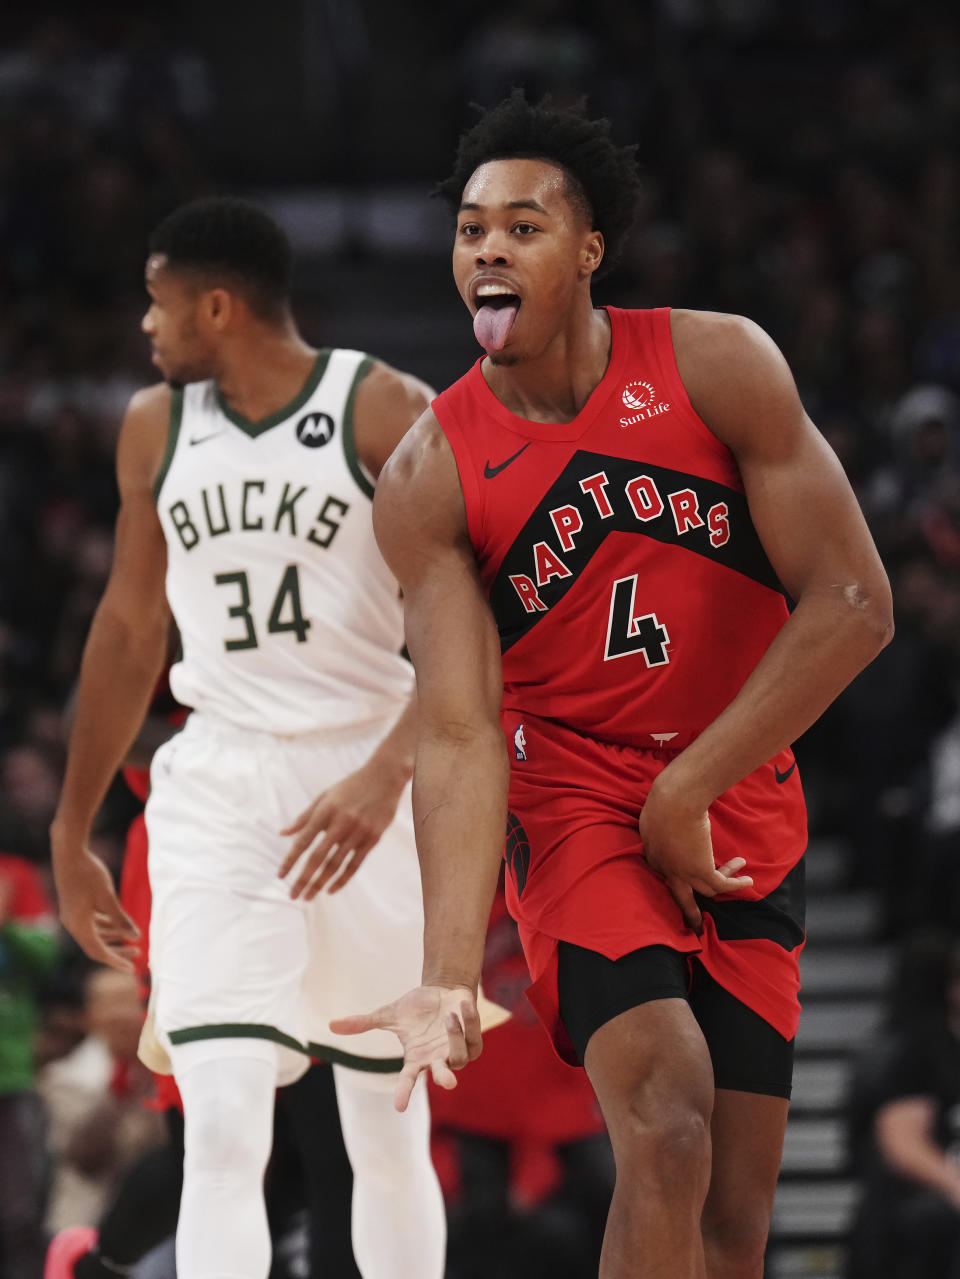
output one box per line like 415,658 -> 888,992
604,574 -> 670,666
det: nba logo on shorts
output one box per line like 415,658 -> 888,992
514,724 -> 527,761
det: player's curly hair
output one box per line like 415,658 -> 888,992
435,89 -> 641,277
149,196 -> 292,320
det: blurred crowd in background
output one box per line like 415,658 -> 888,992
1,1 -> 959,1276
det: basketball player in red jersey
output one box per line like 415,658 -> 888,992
332,93 -> 894,1277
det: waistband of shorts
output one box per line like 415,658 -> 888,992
185,707 -> 400,747
501,707 -> 695,754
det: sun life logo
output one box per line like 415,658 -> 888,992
619,378 -> 671,428
622,380 -> 655,410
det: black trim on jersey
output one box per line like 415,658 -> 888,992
698,856 -> 806,952
488,451 -> 784,653
505,812 -> 531,898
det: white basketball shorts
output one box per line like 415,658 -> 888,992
144,710 -> 424,1085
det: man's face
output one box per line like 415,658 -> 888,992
141,254 -> 218,386
453,158 -> 603,366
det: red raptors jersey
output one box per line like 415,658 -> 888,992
433,307 -> 790,750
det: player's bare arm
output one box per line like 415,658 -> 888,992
330,409 -> 509,1110
351,358 -> 436,478
278,361 -> 435,899
640,310 -> 893,927
874,1096 -> 960,1210
50,384 -> 173,970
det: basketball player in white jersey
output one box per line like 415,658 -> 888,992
50,198 -> 446,1279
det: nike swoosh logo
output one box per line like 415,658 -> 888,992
189,431 -> 223,446
484,442 -> 531,478
774,760 -> 797,784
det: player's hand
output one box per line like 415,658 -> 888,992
639,779 -> 753,934
330,985 -> 482,1112
278,761 -> 407,899
50,839 -> 140,971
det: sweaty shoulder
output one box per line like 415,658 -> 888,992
372,408 -> 471,577
669,309 -> 805,458
118,382 -> 175,493
352,357 -> 435,479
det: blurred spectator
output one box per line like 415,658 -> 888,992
0,742 -> 63,859
876,384 -> 960,544
37,968 -> 165,1235
0,851 -> 59,1279
846,929 -> 960,1278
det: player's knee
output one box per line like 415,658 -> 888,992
338,1073 -> 434,1190
348,1109 -> 432,1187
181,1065 -> 273,1178
702,1202 -> 770,1276
185,1100 -> 271,1178
615,1094 -> 711,1191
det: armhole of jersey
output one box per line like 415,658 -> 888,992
341,354 -> 376,501
651,308 -> 733,461
433,403 -> 485,551
153,388 -> 184,503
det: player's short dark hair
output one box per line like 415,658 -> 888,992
435,89 -> 641,277
149,196 -> 292,319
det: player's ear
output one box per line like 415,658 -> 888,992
205,288 -> 234,331
579,230 -> 604,279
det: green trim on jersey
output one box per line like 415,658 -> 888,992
167,1023 -> 402,1074
215,349 -> 331,438
341,355 -> 376,501
168,1023 -> 304,1053
153,388 -> 184,502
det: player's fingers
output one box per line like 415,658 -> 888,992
329,1007 -> 390,1036
305,846 -> 350,899
717,856 -> 747,876
393,1062 -> 420,1113
668,879 -> 703,934
92,909 -> 139,947
325,838 -> 376,895
444,1011 -> 470,1070
278,807 -> 311,838
95,922 -> 140,949
84,931 -> 136,972
277,832 -> 316,879
695,870 -> 753,897
459,999 -> 483,1062
289,836 -> 337,898
280,818 -> 331,880
430,1059 -> 458,1091
96,897 -> 141,939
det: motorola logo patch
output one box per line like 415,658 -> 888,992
296,412 -> 335,447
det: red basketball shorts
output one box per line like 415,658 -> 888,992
500,709 -> 807,1065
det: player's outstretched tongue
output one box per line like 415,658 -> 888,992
473,302 -> 519,353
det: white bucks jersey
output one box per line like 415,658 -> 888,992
155,349 -> 413,734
